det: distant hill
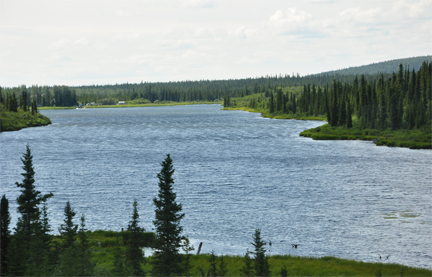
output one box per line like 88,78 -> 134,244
315,55 -> 431,76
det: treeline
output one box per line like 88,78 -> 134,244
0,88 -> 39,114
317,55 -> 431,76
227,61 -> 431,132
325,62 -> 431,130
0,85 -> 78,108
1,72 -> 388,108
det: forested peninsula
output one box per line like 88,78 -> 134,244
0,56 -> 430,148
0,91 -> 51,132
223,61 -> 431,149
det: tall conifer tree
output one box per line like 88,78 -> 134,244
125,199 -> 145,276
151,154 -> 185,277
1,195 -> 11,276
252,229 -> 270,277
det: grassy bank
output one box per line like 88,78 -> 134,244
222,101 -> 431,150
87,231 -> 430,276
0,106 -> 52,132
300,124 -> 432,150
223,107 -> 326,121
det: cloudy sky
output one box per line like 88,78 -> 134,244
0,0 -> 431,87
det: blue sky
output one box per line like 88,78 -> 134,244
0,0 -> 431,87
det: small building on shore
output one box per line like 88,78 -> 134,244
118,101 -> 126,105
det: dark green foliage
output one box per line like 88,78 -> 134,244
252,229 -> 271,277
59,201 -> 78,249
54,215 -> 94,276
208,251 -> 218,277
151,154 -> 185,277
113,247 -> 126,276
218,255 -> 228,277
1,195 -> 10,276
16,145 -> 52,239
78,215 -> 94,276
11,145 -> 53,276
125,199 -> 145,276
269,92 -> 274,113
316,55 -> 431,76
280,265 -> 288,277
240,250 -> 254,277
21,90 -> 28,112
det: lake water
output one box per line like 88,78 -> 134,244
1,104 -> 431,269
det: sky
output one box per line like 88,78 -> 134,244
0,0 -> 431,87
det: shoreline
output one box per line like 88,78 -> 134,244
38,101 -> 221,110
222,107 -> 431,150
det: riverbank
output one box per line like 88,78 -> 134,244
87,230 -> 430,276
0,107 -> 52,132
223,107 -> 326,121
223,107 -> 431,150
300,124 -> 432,150
38,101 -> 220,110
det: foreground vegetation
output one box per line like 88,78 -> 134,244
83,230 -> 431,276
0,103 -> 51,132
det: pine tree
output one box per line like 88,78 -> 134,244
125,199 -> 145,276
269,93 -> 274,113
151,154 -> 185,277
12,145 -> 53,275
59,201 -> 78,249
240,250 -> 254,277
26,199 -> 54,276
1,195 -> 11,276
346,100 -> 353,129
252,229 -> 270,277
77,215 -> 94,276
218,255 -> 228,277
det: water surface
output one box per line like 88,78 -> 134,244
1,105 -> 431,268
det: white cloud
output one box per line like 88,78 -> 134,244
74,38 -> 89,46
267,8 -> 315,34
114,10 -> 129,17
339,7 -> 382,24
181,50 -> 205,59
181,0 -> 215,8
51,39 -> 71,49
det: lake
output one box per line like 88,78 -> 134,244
1,104 -> 431,269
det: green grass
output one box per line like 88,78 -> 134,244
82,231 -> 431,276
0,106 -> 52,132
42,230 -> 432,276
222,107 -> 326,121
300,124 -> 432,150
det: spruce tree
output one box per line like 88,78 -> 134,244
269,93 -> 274,113
240,250 -> 254,277
346,100 -> 353,129
16,145 -> 53,240
252,229 -> 270,277
151,154 -> 185,277
125,199 -> 145,276
12,145 -> 53,275
59,201 -> 78,249
1,195 -> 11,276
77,215 -> 94,276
